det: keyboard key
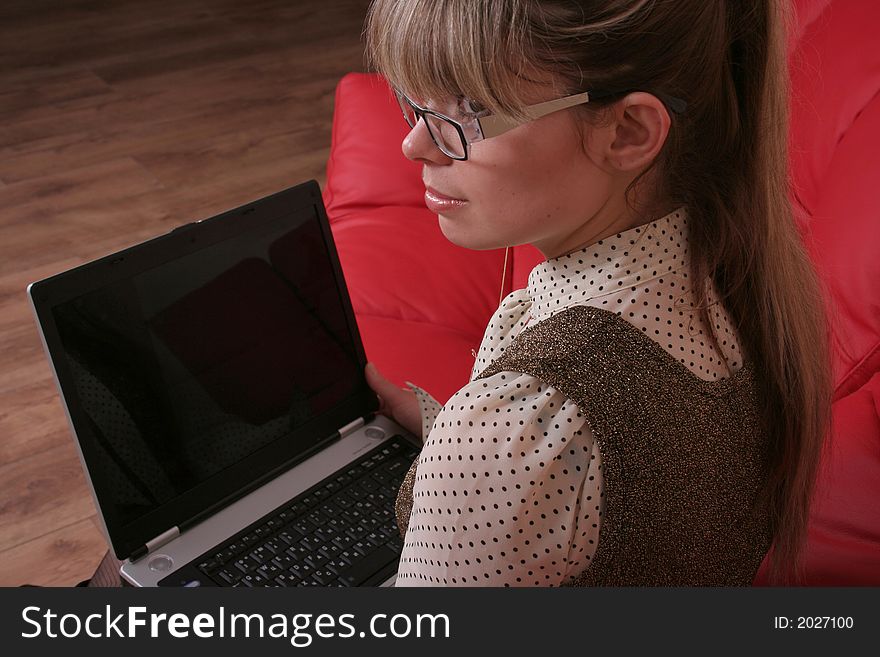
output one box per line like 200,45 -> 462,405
347,486 -> 367,500
337,549 -> 358,567
332,534 -> 355,551
354,499 -> 373,513
360,477 -> 381,492
325,517 -> 347,535
288,562 -> 314,580
216,568 -> 241,585
344,524 -> 369,541
377,524 -> 398,540
234,556 -> 260,574
278,530 -> 299,546
197,559 -> 217,573
370,470 -> 392,485
319,543 -> 342,560
323,558 -> 348,576
313,527 -> 338,544
274,574 -> 296,587
304,552 -> 329,569
292,518 -> 316,535
386,460 -> 407,476
285,545 -> 311,561
319,502 -> 342,517
334,494 -> 355,509
352,539 -> 375,557
310,569 -> 336,585
257,563 -> 282,580
362,517 -> 383,531
242,573 -> 268,587
249,546 -> 271,564
271,554 -> 295,570
335,545 -> 398,587
341,508 -> 364,524
299,535 -> 324,552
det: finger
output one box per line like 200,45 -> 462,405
365,362 -> 405,402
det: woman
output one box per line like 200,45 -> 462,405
363,0 -> 833,586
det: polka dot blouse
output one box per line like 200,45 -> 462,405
396,206 -> 745,586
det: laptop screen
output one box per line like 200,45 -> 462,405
44,189 -> 369,545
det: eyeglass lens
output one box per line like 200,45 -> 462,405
396,93 -> 466,159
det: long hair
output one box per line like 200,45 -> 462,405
365,0 -> 834,586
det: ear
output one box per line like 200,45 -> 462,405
602,92 -> 671,173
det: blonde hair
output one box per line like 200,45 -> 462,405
366,0 -> 834,586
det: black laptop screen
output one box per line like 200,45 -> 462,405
50,206 -> 360,531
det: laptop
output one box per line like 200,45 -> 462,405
27,180 -> 421,587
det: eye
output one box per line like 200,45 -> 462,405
457,96 -> 487,117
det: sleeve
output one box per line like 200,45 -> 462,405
404,381 -> 443,443
394,370 -> 605,587
392,381 -> 442,539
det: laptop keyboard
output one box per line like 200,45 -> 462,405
185,436 -> 419,587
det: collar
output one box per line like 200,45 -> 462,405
526,206 -> 690,322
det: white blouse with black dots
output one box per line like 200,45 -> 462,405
396,206 -> 745,586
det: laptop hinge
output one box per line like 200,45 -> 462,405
338,416 -> 365,439
147,526 -> 181,552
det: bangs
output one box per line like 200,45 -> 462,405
365,0 -> 544,124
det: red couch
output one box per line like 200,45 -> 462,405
323,0 -> 880,585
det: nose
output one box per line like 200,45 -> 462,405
401,118 -> 454,165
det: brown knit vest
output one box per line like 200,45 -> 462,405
395,304 -> 774,586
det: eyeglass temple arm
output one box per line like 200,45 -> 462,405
477,92 -> 591,139
478,90 -> 686,139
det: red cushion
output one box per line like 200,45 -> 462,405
324,74 -> 425,221
754,372 -> 880,585
805,93 -> 880,400
330,205 -> 508,343
787,0 -> 880,399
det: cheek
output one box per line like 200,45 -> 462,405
468,128 -> 600,232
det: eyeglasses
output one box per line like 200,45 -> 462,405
394,87 -> 687,161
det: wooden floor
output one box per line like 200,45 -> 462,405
0,0 -> 371,586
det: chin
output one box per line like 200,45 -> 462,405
438,224 -> 500,251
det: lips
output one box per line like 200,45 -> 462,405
424,186 -> 468,213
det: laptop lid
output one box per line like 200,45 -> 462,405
28,180 -> 379,562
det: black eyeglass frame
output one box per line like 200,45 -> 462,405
394,87 -> 687,161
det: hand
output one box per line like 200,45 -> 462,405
364,362 -> 423,440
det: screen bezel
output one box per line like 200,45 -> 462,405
28,180 -> 378,560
